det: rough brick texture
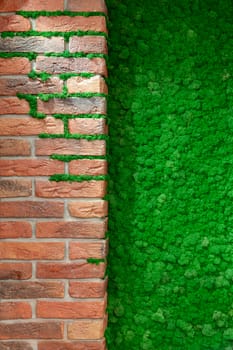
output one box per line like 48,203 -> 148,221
0,0 -> 108,348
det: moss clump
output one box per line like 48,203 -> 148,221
0,52 -> 37,60
1,31 -> 108,41
106,0 -> 233,349
49,174 -> 107,182
87,258 -> 106,265
50,154 -> 106,161
16,11 -> 107,18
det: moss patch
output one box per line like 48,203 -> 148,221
106,0 -> 233,349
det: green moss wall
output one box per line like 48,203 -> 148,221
106,0 -> 233,349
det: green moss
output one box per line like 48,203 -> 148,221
59,72 -> 96,80
16,10 -> 107,18
87,258 -> 106,265
44,51 -> 107,59
39,133 -> 108,140
106,0 -> 233,349
38,92 -> 107,101
1,31 -> 108,41
0,52 -> 37,60
49,174 -> 107,182
52,114 -> 107,119
28,70 -> 52,81
50,154 -> 106,161
17,93 -> 45,118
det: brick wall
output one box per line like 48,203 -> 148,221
0,1 -> 108,349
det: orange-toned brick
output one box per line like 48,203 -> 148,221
0,97 -> 29,114
69,240 -> 108,259
0,179 -> 32,198
36,16 -> 106,32
68,200 -> 108,218
0,15 -> 31,32
0,242 -> 64,260
69,159 -> 107,176
0,302 -> 32,319
0,57 -> 31,75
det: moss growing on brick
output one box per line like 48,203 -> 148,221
0,52 -> 37,60
106,0 -> 233,349
16,11 -> 107,18
49,174 -> 107,182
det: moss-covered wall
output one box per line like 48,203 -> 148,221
106,0 -> 233,349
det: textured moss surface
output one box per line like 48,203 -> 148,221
106,0 -> 233,349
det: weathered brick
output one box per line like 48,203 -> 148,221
36,16 -> 106,32
0,77 -> 63,95
0,322 -> 64,340
0,302 -> 32,320
36,220 -> 107,239
69,36 -> 107,54
68,200 -> 108,218
0,37 -> 64,53
0,97 -> 29,114
0,201 -> 64,218
67,76 -> 108,94
0,179 -> 32,198
0,222 -> 32,238
0,242 -> 64,260
37,262 -> 106,279
36,56 -> 107,76
36,180 -> 106,198
68,319 -> 106,340
0,342 -> 33,350
69,240 -> 108,259
68,118 -> 107,134
38,97 -> 106,115
0,117 -> 64,136
0,15 -> 31,32
38,340 -> 106,350
0,281 -> 64,299
0,0 -> 64,11
69,159 -> 107,176
69,279 -> 107,298
37,299 -> 106,318
67,0 -> 107,13
36,139 -> 106,156
0,57 -> 31,75
0,159 -> 64,177
0,263 -> 32,280
0,139 -> 30,156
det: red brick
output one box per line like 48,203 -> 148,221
0,37 -> 64,53
0,77 -> 63,95
36,16 -> 106,32
0,117 -> 64,136
36,139 -> 106,156
0,302 -> 32,320
67,76 -> 108,94
0,263 -> 32,280
69,279 -> 107,299
37,262 -> 106,279
0,15 -> 31,32
69,159 -> 107,176
0,159 -> 64,176
0,201 -> 64,218
0,97 -> 29,114
0,139 -> 30,156
69,240 -> 108,259
36,56 -> 107,76
36,180 -> 106,198
0,57 -> 31,75
38,97 -> 106,115
0,179 -> 32,198
67,0 -> 107,13
0,281 -> 64,299
0,342 -> 33,350
0,222 -> 32,238
0,322 -> 64,340
0,0 -> 64,11
68,118 -> 107,134
68,200 -> 108,218
38,340 -> 106,350
68,319 -> 106,340
36,220 -> 107,239
37,299 -> 106,318
69,36 -> 107,54
0,242 -> 64,260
